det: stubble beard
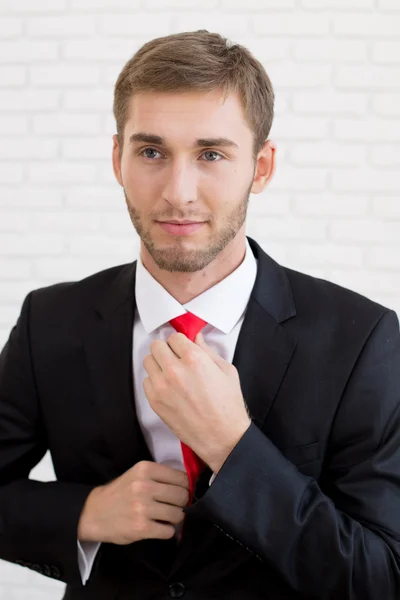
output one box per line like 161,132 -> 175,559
123,183 -> 252,273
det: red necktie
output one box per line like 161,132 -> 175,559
169,312 -> 208,539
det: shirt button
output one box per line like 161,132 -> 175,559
168,582 -> 186,597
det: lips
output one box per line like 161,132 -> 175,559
157,221 -> 205,236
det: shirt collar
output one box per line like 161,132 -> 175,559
135,237 -> 258,335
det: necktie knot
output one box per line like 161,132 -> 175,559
169,312 -> 208,342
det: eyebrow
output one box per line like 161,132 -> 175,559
129,132 -> 239,150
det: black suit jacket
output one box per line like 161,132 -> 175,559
1,235 -> 400,599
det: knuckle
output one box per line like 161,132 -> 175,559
185,350 -> 198,367
164,364 -> 178,380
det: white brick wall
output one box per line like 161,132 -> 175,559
0,1 -> 399,597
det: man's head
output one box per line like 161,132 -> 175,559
112,30 -> 276,273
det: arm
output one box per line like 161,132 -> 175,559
0,291 -> 96,586
185,309 -> 400,599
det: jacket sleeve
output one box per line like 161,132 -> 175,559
184,309 -> 400,599
0,291 -> 96,586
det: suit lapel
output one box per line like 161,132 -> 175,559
83,262 -> 153,478
168,236 -> 298,577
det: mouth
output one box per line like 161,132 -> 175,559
156,221 -> 206,236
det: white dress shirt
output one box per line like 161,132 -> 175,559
78,237 -> 258,585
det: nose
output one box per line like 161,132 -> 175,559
162,159 -> 198,208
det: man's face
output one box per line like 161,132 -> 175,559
112,89 -> 265,273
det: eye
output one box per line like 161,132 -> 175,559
139,147 -> 163,160
137,147 -> 224,162
202,150 -> 223,162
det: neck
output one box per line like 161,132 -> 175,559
140,232 -> 247,305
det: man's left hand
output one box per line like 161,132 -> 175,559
142,331 -> 251,473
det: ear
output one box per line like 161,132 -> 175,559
251,139 -> 277,194
112,134 -> 123,187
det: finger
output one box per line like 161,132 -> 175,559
166,332 -> 192,359
143,353 -> 163,379
194,332 -> 228,370
150,338 -> 179,370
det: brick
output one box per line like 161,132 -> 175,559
294,40 -> 367,62
253,13 -> 330,36
0,213 -> 29,232
293,195 -> 369,216
301,0 -> 374,7
0,90 -> 59,111
334,118 -> 400,142
97,13 -> 169,35
0,259 -> 31,279
63,39 -> 134,61
367,247 -> 400,269
172,13 -> 249,37
99,212 -> 139,235
252,216 -> 327,241
222,0 -> 294,8
33,113 -> 101,135
1,235 -> 64,257
377,0 -> 400,8
293,92 -> 368,116
69,236 -> 137,257
330,269 -> 400,296
330,219 -> 400,243
28,163 -> 97,184
269,165 -> 327,192
63,90 -> 111,111
0,164 -> 23,184
290,142 -> 366,167
0,115 -> 28,135
0,66 -> 25,86
270,116 -> 330,140
372,198 -> 400,218
65,186 -> 120,208
333,14 -> 400,36
0,138 -> 57,160
332,168 -> 400,193
62,137 -> 111,159
372,94 -> 400,117
31,65 -> 101,86
287,243 -> 364,267
31,211 -> 101,232
71,0 -> 140,8
336,66 -> 400,90
247,193 -> 290,216
0,17 -> 22,38
0,41 -> 58,63
5,0 -> 67,10
0,188 -> 63,208
373,41 -> 400,64
368,145 -> 400,168
27,16 -> 95,37
267,63 -> 331,89
237,38 -> 290,62
35,257 -> 113,280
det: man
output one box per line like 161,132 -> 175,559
0,30 -> 400,599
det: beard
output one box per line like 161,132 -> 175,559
123,180 -> 253,273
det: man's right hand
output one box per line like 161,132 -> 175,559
77,461 -> 190,545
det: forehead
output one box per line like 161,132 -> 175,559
124,89 -> 252,145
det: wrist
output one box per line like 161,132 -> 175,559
78,486 -> 104,543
